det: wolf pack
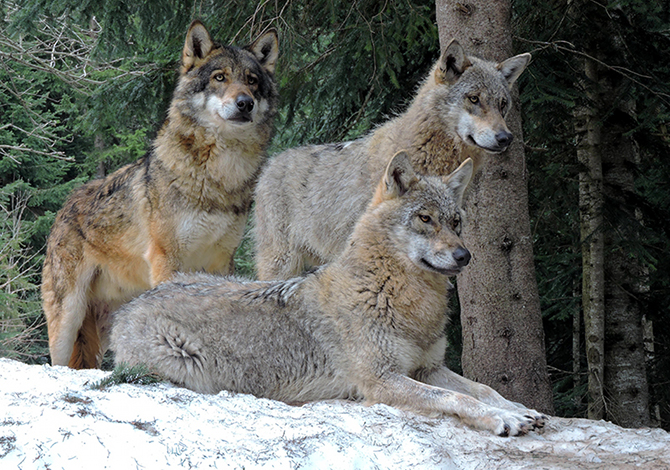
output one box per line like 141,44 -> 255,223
41,20 -> 546,436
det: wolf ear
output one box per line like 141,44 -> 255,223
443,158 -> 474,205
497,53 -> 531,88
435,39 -> 472,85
247,29 -> 279,74
182,20 -> 215,73
383,151 -> 419,199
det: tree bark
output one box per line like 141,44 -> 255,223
575,56 -> 606,421
573,273 -> 581,395
95,133 -> 106,178
435,0 -> 553,414
601,103 -> 650,428
573,13 -> 650,425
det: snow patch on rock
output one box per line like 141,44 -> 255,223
1,358 -> 669,469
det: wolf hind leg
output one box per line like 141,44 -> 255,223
47,298 -> 83,367
47,264 -> 108,369
45,263 -> 96,367
114,317 -> 215,394
68,304 -> 103,369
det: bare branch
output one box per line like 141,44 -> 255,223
0,144 -> 73,161
0,2 -> 156,164
516,37 -> 670,106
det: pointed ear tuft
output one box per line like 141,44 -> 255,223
247,28 -> 279,74
182,20 -> 214,73
443,158 -> 474,205
383,151 -> 419,199
497,53 -> 531,88
435,39 -> 472,85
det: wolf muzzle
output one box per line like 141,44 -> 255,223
233,94 -> 254,122
453,246 -> 471,268
495,131 -> 513,151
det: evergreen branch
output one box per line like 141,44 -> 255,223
91,363 -> 164,390
0,123 -> 66,147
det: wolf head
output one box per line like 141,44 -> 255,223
370,151 -> 473,276
432,40 -> 530,154
172,20 -> 279,134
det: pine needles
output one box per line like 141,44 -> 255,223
91,363 -> 165,390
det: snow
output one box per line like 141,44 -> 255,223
1,358 -> 669,469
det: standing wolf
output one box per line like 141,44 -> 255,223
42,21 -> 279,369
111,152 -> 546,436
254,40 -> 530,280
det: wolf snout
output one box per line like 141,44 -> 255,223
453,246 -> 471,267
236,94 -> 255,114
495,130 -> 513,150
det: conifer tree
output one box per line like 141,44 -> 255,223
516,0 -> 669,427
435,0 -> 554,414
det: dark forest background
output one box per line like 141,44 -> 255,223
0,0 -> 668,429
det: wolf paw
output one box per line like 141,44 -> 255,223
503,401 -> 547,430
489,409 -> 541,437
523,409 -> 547,430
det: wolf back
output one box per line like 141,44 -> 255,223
253,40 -> 530,280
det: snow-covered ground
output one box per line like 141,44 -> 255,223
1,358 -> 669,469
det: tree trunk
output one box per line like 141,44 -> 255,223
95,133 -> 106,178
603,238 -> 650,427
573,273 -> 581,395
435,0 -> 553,414
601,103 -> 650,428
575,56 -> 606,421
572,10 -> 651,424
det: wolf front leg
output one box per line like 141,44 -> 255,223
145,240 -> 179,287
415,366 -> 546,429
365,372 -> 538,436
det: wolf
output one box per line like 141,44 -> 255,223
110,151 -> 546,436
41,20 -> 279,369
254,40 -> 530,280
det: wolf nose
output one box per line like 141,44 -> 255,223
236,95 -> 254,114
495,131 -> 513,148
453,247 -> 471,267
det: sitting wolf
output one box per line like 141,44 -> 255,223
110,152 -> 545,436
254,40 -> 530,280
42,21 -> 279,369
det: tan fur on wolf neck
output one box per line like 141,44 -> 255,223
368,67 -> 480,179
153,119 -> 266,209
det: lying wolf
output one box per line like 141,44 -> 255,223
254,39 -> 530,280
110,151 -> 545,436
42,21 -> 279,369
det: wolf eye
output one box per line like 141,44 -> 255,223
247,75 -> 258,86
419,214 -> 432,224
214,73 -> 225,82
500,98 -> 508,113
468,95 -> 479,104
452,215 -> 461,230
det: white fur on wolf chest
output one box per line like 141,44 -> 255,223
175,208 -> 245,271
